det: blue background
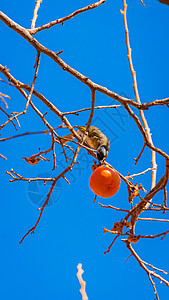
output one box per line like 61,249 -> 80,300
0,0 -> 169,299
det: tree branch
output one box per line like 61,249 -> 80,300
125,240 -> 169,300
31,0 -> 43,29
29,0 -> 106,35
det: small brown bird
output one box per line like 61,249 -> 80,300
61,126 -> 109,162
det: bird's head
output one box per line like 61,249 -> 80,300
97,146 -> 108,163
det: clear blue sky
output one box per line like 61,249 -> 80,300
0,0 -> 169,299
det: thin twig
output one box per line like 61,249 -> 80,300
77,263 -> 88,300
122,104 -> 169,160
31,0 -> 43,29
126,241 -> 169,297
3,77 -> 168,113
121,0 -> 157,194
0,17 -> 143,110
138,229 -> 169,240
126,254 -> 133,261
148,273 -> 159,300
0,64 -> 84,166
62,175 -> 70,185
62,104 -> 121,116
51,131 -> 57,170
138,217 -> 169,222
141,98 -> 169,109
104,234 -> 119,254
0,92 -> 10,108
24,51 -> 41,112
86,88 -> 95,129
0,14 -> 169,113
0,65 -> 98,162
125,168 -> 155,179
134,143 -> 146,165
0,65 -> 82,145
29,0 -> 106,35
19,78 -> 96,243
0,126 -> 63,142
164,186 -> 167,208
19,142 -> 83,243
0,106 -> 17,130
139,0 -> 145,6
0,92 -> 10,100
0,110 -> 22,129
1,75 -> 168,111
0,53 -> 40,129
19,179 -> 57,243
98,202 -> 129,212
6,169 -> 55,183
142,260 -> 168,275
0,153 -> 7,160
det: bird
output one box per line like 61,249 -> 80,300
60,126 -> 109,163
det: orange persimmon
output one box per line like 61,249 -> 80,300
89,165 -> 121,198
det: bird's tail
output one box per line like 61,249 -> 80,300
59,134 -> 75,144
58,129 -> 83,144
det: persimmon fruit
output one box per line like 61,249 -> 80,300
89,165 -> 121,198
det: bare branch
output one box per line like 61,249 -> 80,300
0,4 -> 169,299
18,83 -> 96,242
123,103 -> 169,160
98,202 -> 129,213
29,0 -> 106,35
6,169 -> 55,182
139,0 -> 145,7
24,51 -> 41,112
121,0 -> 157,194
138,229 -> 169,240
19,178 -> 57,243
164,186 -> 167,208
142,260 -> 168,275
51,131 -> 57,170
0,53 -> 41,129
0,12 -> 168,115
62,105 -> 121,116
104,234 -> 120,254
0,106 -> 17,130
125,168 -> 155,179
86,88 -> 95,129
0,13 -> 142,109
126,241 -> 169,292
134,143 -> 146,165
141,98 -> 169,109
0,91 -> 10,108
0,64 -> 82,143
0,126 -> 63,142
0,153 -> 7,160
138,217 -> 169,222
31,0 -> 43,29
77,263 -> 88,300
19,142 -> 83,243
